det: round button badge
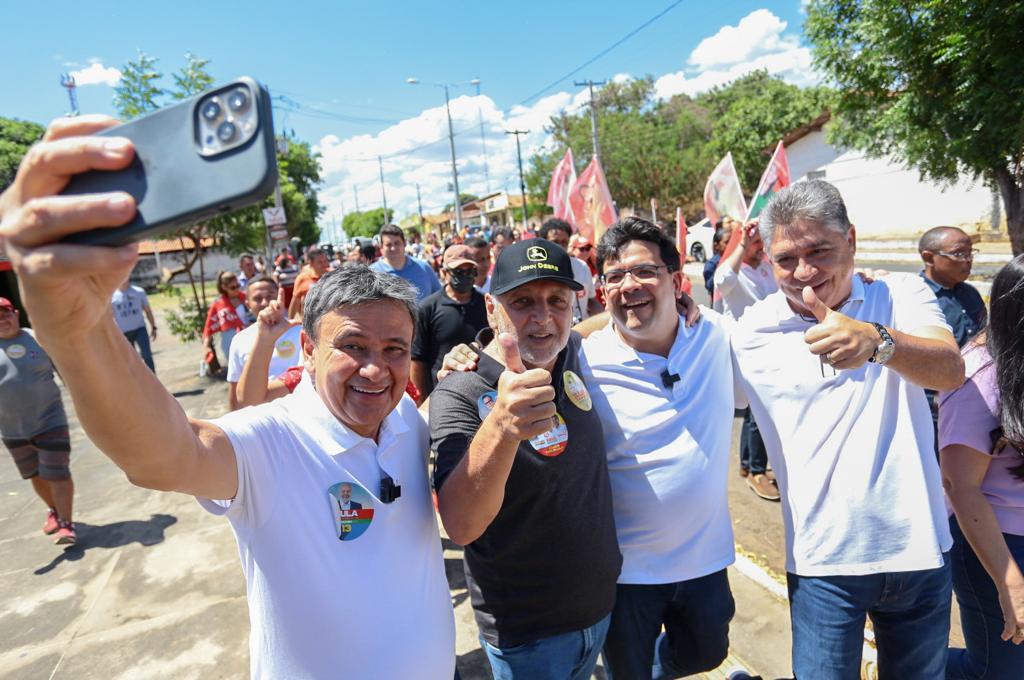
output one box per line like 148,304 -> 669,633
563,371 -> 592,411
5,344 -> 26,360
327,481 -> 375,541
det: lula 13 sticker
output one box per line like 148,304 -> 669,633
275,339 -> 297,359
327,481 -> 375,541
530,413 -> 569,457
563,371 -> 592,411
6,344 -> 26,360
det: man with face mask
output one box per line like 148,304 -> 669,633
410,245 -> 488,403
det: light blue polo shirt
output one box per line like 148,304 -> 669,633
370,256 -> 441,303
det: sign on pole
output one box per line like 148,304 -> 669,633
262,207 -> 287,227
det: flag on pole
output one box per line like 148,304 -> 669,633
546,148 -> 577,224
675,207 -> 692,295
746,141 -> 790,220
569,157 -> 617,243
703,152 -> 747,228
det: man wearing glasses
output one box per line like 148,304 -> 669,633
918,226 -> 986,348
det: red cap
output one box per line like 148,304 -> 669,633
442,244 -> 478,270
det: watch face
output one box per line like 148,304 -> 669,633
876,342 -> 896,365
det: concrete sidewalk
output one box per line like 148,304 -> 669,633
0,309 -> 795,679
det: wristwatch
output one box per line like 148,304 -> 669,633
868,322 -> 896,365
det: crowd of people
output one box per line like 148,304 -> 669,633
1,115 -> 1023,680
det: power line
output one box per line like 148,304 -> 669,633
517,0 -> 686,106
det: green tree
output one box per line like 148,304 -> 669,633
698,72 -> 831,192
343,208 -> 394,239
806,0 -> 1024,254
443,193 -> 479,212
0,117 -> 45,192
112,51 -> 166,120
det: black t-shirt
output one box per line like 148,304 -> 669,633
429,330 -> 621,647
412,288 -> 488,397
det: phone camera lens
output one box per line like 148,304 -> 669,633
216,121 -> 237,143
201,100 -> 222,121
227,90 -> 249,112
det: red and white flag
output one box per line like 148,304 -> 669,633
569,157 -> 617,243
746,141 -> 791,220
546,148 -> 577,224
703,152 -> 747,228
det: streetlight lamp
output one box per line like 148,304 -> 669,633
407,77 -> 479,234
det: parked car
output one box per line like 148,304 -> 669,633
686,218 -> 714,263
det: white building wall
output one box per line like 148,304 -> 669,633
786,129 -> 997,239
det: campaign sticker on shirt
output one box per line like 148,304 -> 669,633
5,344 -> 26,360
529,413 -> 569,457
477,390 -> 498,420
275,339 -> 297,359
562,371 -> 592,412
327,481 -> 375,541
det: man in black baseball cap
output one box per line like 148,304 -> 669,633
428,238 -> 621,679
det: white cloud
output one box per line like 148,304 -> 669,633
654,9 -> 817,99
68,59 -> 121,87
313,9 -> 820,230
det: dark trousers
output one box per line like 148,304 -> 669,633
947,516 -> 1024,679
740,408 -> 768,475
603,569 -> 734,679
124,327 -> 155,372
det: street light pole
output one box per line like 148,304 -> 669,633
409,77 -> 477,234
506,129 -> 530,231
378,155 -> 389,224
574,79 -> 606,165
442,85 -> 464,233
475,79 -> 491,194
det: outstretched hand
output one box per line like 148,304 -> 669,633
0,115 -> 139,344
256,287 -> 299,343
802,286 -> 878,370
438,343 -> 480,382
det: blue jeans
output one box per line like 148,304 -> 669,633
480,614 -> 610,680
740,408 -> 768,475
123,327 -> 155,372
603,569 -> 734,679
947,516 -> 1024,679
788,556 -> 951,679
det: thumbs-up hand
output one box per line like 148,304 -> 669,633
256,290 -> 299,344
802,285 -> 880,370
493,332 -> 557,440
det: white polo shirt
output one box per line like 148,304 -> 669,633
226,323 -> 303,384
198,380 -> 455,679
713,259 -> 777,320
582,309 -> 737,584
731,273 -> 953,577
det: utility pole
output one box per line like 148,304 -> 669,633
475,80 -> 491,194
506,129 -> 530,231
59,73 -> 79,116
378,156 -> 389,224
353,186 -> 361,213
416,183 -> 425,232
574,79 -> 606,165
443,85 -> 464,232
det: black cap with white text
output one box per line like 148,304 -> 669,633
488,238 -> 583,296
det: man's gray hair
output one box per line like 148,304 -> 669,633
302,264 -> 418,341
759,180 -> 852,251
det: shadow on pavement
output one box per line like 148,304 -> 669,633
33,513 -> 178,575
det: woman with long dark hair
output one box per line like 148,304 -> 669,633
942,253 -> 1024,678
202,271 -> 250,364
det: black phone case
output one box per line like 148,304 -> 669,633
61,77 -> 278,246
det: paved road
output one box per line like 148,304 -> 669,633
0,295 -> 963,679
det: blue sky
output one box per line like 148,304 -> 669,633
2,1 -> 815,238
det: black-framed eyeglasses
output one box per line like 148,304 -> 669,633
601,264 -> 674,288
936,249 -> 979,262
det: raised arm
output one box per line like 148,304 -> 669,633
238,294 -> 300,408
0,115 -> 238,499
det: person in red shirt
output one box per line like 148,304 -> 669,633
288,246 -> 332,319
203,271 -> 248,364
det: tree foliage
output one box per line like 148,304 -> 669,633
343,208 -> 394,239
0,117 -> 45,192
112,52 -> 167,120
805,0 -> 1024,254
525,72 -> 829,219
